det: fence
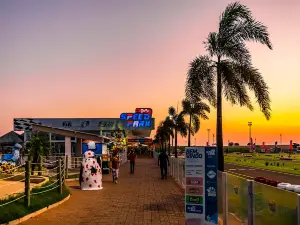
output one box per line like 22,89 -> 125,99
154,152 -> 300,225
0,157 -> 65,209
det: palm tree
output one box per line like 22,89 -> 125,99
27,135 -> 50,175
168,106 -> 188,158
185,2 -> 272,171
181,98 -> 210,147
163,117 -> 174,156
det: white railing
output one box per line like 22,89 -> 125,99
154,150 -> 300,225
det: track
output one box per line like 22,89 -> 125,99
225,163 -> 300,184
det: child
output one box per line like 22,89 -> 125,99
112,152 -> 120,183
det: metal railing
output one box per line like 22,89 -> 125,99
0,157 -> 65,208
154,151 -> 300,225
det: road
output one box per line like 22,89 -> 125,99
225,163 -> 300,184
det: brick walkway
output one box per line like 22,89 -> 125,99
21,157 -> 185,225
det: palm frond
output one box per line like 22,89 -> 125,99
204,32 -> 219,57
185,56 -> 217,107
191,115 -> 200,133
220,40 -> 251,63
232,18 -> 272,49
237,63 -> 271,120
220,60 -> 254,110
168,106 -> 176,117
219,2 -> 252,37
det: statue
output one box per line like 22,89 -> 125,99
79,141 -> 102,190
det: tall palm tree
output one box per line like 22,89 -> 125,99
185,2 -> 272,171
163,116 -> 174,156
154,122 -> 167,152
168,106 -> 188,158
181,98 -> 210,147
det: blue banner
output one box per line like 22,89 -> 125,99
185,146 -> 218,225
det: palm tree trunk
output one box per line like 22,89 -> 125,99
168,135 -> 171,156
217,60 -> 224,171
174,127 -> 178,158
188,114 -> 192,147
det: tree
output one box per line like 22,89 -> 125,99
185,2 -> 272,171
27,135 -> 50,175
163,117 -> 174,156
181,98 -> 210,147
168,106 -> 188,158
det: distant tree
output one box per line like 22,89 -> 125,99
181,98 -> 210,147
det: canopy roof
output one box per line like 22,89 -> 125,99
0,131 -> 23,145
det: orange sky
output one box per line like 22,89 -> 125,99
0,0 -> 300,145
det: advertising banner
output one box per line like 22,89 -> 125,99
185,147 -> 218,225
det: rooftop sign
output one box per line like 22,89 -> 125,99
120,108 -> 153,129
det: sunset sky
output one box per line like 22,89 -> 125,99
1,0 -> 300,145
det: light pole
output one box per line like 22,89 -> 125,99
280,134 -> 282,153
248,122 -> 252,150
207,129 -> 210,146
213,134 -> 215,145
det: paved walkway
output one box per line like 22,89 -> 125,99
21,157 -> 185,225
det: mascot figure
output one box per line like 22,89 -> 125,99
79,141 -> 103,190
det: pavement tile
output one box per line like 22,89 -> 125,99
20,157 -> 185,225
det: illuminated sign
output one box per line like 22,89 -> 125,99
120,108 -> 153,128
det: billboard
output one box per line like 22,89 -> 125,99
120,108 -> 154,130
14,118 -> 155,132
185,146 -> 218,225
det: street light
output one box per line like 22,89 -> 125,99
207,129 -> 210,146
248,122 -> 252,150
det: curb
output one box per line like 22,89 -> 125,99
1,194 -> 70,225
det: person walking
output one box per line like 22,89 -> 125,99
158,150 -> 169,179
128,150 -> 137,174
112,152 -> 120,184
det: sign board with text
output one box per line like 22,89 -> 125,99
185,147 -> 218,225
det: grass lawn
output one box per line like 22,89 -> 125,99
67,173 -> 79,179
0,181 -> 70,224
225,156 -> 300,175
227,153 -> 300,162
227,173 -> 297,225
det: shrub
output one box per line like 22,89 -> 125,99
265,161 -> 269,166
277,163 -> 279,166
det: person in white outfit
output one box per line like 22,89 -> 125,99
79,142 -> 103,190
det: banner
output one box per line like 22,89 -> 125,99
185,147 -> 218,225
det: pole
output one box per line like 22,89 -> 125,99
194,138 -> 196,146
24,160 -> 31,207
57,157 -> 63,194
280,134 -> 282,152
207,129 -> 210,146
65,155 -> 69,179
213,134 -> 215,145
248,122 -> 252,150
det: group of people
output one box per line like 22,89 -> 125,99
110,149 -> 137,184
79,147 -> 169,191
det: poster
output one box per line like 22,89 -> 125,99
185,147 -> 218,225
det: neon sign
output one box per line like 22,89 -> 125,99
120,108 -> 153,128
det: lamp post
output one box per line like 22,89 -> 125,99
207,129 -> 210,146
248,122 -> 252,150
280,134 -> 282,153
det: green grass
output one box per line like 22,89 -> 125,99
225,156 -> 300,175
227,173 -> 297,225
0,181 -> 70,224
67,173 -> 79,179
